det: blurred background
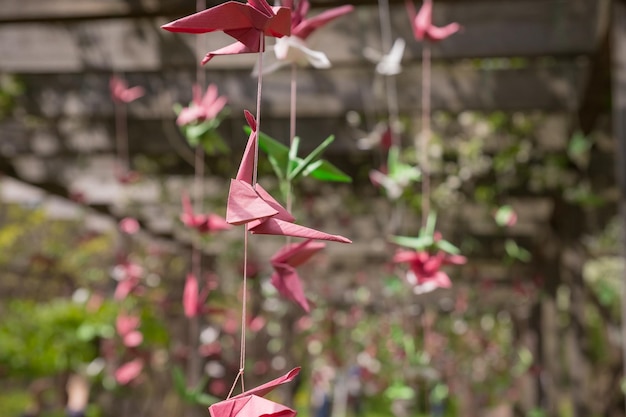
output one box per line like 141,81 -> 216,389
0,0 -> 623,416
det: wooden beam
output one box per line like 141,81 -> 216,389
0,0 -> 596,24
0,1 -> 599,73
12,61 -> 587,125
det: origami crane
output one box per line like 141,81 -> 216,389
270,239 -> 325,312
258,0 -> 353,74
115,358 -> 144,385
110,76 -> 144,103
405,0 -> 460,42
226,111 -> 351,244
369,146 -> 420,200
183,273 -> 219,318
161,0 -> 291,64
393,250 -> 466,294
209,367 -> 300,417
181,192 -> 231,234
116,314 -> 143,347
177,83 -> 228,126
363,38 -> 406,76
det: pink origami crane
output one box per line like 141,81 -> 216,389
119,217 -> 140,234
115,358 -> 144,385
113,261 -> 144,300
209,367 -> 300,417
110,76 -> 145,103
260,0 -> 353,73
161,0 -> 291,64
405,0 -> 460,42
393,250 -> 466,294
181,192 -> 231,233
226,111 -> 350,244
177,83 -> 228,126
270,239 -> 325,312
183,273 -> 218,318
116,314 -> 143,347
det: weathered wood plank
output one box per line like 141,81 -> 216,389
12,61 -> 587,124
0,1 -> 599,73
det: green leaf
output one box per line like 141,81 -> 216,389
172,366 -> 188,397
391,235 -> 434,250
288,135 -> 335,181
567,131 -> 591,158
306,160 -> 352,183
424,212 -> 437,237
288,136 -> 301,175
437,239 -> 461,255
252,127 -> 289,167
252,128 -> 290,179
195,393 -> 218,406
505,239 -> 531,262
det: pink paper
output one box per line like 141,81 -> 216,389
393,250 -> 466,292
161,1 -> 291,64
405,0 -> 460,42
110,76 -> 144,103
209,368 -> 300,417
181,192 -> 231,233
291,3 -> 354,40
270,239 -> 325,312
177,83 -> 227,126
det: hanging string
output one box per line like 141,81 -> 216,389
228,33 -> 266,399
377,0 -> 401,148
187,0 -> 207,395
420,42 -> 432,227
286,62 -> 297,214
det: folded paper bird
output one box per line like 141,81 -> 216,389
258,0 -> 353,74
226,111 -> 351,244
405,0 -> 460,42
363,38 -> 406,76
161,0 -> 291,64
110,76 -> 144,103
270,239 -> 325,312
209,367 -> 300,417
181,192 -> 231,234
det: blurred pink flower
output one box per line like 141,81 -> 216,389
119,217 -> 140,234
393,250 -> 466,294
110,76 -> 145,103
177,84 -> 227,126
116,314 -> 143,348
115,359 -> 144,385
405,0 -> 460,42
113,262 -> 143,300
248,315 -> 266,332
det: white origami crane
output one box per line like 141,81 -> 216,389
363,38 -> 406,76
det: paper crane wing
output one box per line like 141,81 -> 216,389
231,367 -> 301,399
271,265 -> 311,313
249,217 -> 351,243
163,1 -> 290,64
162,2 -> 267,34
209,395 -> 296,417
271,239 -> 326,267
426,22 -> 460,41
226,180 -> 279,225
292,5 -> 354,40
